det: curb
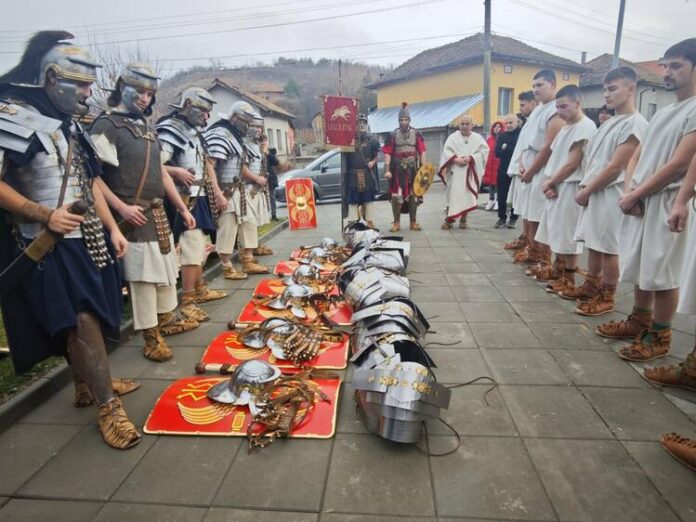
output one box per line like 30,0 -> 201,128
0,219 -> 289,432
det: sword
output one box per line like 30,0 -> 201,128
0,199 -> 89,299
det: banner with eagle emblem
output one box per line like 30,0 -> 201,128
323,95 -> 358,147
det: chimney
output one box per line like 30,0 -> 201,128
581,51 -> 587,64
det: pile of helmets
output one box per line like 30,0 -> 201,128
339,221 -> 450,443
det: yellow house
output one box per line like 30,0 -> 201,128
369,33 -> 586,131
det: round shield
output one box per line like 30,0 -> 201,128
412,163 -> 436,197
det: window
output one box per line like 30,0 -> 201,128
277,129 -> 283,152
497,87 -> 513,116
267,129 -> 274,148
562,72 -> 570,81
503,64 -> 513,74
324,152 -> 340,170
648,103 -> 657,120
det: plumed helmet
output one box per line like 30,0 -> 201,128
319,237 -> 339,250
0,31 -> 101,88
398,101 -> 410,120
207,360 -> 281,405
118,62 -> 159,92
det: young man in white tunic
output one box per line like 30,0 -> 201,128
504,91 -> 538,249
533,85 -> 596,293
565,67 -> 648,314
516,70 -> 565,265
642,150 -> 696,471
596,38 -> 696,363
438,115 -> 489,228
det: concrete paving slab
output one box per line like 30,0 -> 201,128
458,302 -> 522,323
418,302 -> 467,323
321,516 -> 434,522
526,439 -> 680,522
509,300 -> 582,324
0,423 -> 80,495
106,343 -> 150,379
482,349 -> 571,385
551,350 -> 649,388
429,436 -> 555,520
94,503 -> 207,522
496,285 -> 558,303
583,387 -> 696,441
336,389 -> 368,434
469,323 -> 541,348
214,439 -> 331,511
623,441 -> 696,522
0,498 -> 103,522
323,434 -> 435,517
425,385 -> 518,437
527,323 -> 610,351
205,508 -> 318,521
445,273 -> 490,287
18,384 -> 94,426
120,379 -> 173,427
501,385 -> 613,439
137,348 -> 205,381
451,285 -> 506,303
427,349 -> 492,384
411,285 -> 457,302
408,273 -> 448,287
424,322 -> 477,348
18,425 -> 156,500
113,437 -> 241,505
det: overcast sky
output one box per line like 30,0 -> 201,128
0,0 -> 694,79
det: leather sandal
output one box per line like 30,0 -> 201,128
643,353 -> 696,392
74,378 -> 141,408
618,328 -> 671,362
596,311 -> 652,339
97,397 -> 141,450
441,221 -> 453,230
390,223 -> 400,232
410,222 -> 422,231
661,433 -> 696,471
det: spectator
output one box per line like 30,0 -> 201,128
483,121 -> 504,210
266,147 -> 280,220
494,114 -> 522,228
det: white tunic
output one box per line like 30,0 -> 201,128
438,130 -> 489,219
574,112 -> 648,254
506,119 -> 533,210
535,116 -> 596,254
519,101 -> 559,222
619,97 -> 696,290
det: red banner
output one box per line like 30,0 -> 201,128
323,95 -> 358,147
285,178 -> 317,230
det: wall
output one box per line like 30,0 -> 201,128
375,61 -> 580,125
580,84 -> 675,120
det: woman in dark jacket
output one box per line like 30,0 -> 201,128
494,114 -> 523,228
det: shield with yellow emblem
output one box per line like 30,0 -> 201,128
285,178 -> 317,230
412,163 -> 436,197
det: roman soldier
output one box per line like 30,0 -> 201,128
382,102 -> 426,232
0,31 -> 140,449
90,63 -> 199,363
345,113 -> 380,227
205,101 -> 270,276
157,87 -> 228,322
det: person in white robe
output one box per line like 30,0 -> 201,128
437,115 -> 489,229
595,39 -> 696,366
531,84 -> 596,293
569,67 -> 647,316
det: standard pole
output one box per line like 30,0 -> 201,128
611,0 -> 627,68
483,0 -> 492,134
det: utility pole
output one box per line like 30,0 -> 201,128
611,0 -> 626,68
483,0 -> 492,134
338,59 -> 343,96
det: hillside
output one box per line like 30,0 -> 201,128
157,59 -> 390,127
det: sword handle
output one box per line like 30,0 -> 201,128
67,199 -> 89,216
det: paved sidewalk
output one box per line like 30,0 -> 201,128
1,184 -> 696,522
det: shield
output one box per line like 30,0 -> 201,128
412,163 -> 436,197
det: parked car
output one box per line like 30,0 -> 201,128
275,148 -> 389,203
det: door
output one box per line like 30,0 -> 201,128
314,150 -> 342,199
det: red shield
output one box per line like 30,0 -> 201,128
285,178 -> 317,230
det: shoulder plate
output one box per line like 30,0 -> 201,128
0,101 -> 62,154
204,125 -> 243,159
156,117 -> 193,151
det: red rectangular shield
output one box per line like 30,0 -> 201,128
323,95 -> 358,147
285,178 -> 317,230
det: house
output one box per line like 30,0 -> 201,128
580,54 -> 673,121
248,81 -> 286,104
207,79 -> 296,159
367,33 -> 585,163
